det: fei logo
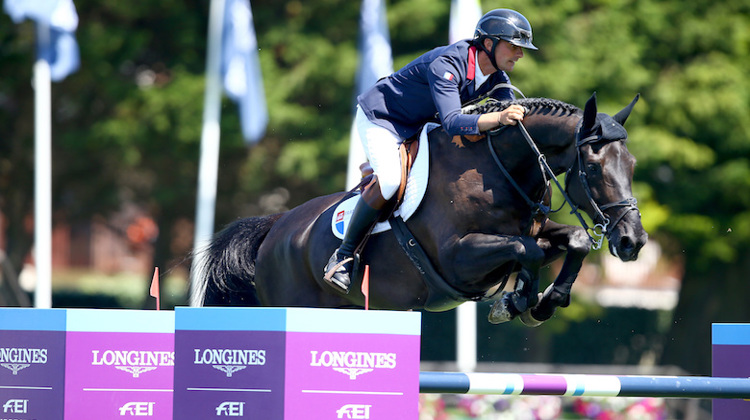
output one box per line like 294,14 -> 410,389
118,402 -> 155,416
3,399 -> 28,414
92,350 -> 174,378
0,347 -> 48,375
310,350 -> 396,380
215,401 -> 244,417
336,404 -> 371,419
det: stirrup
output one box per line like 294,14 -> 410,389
323,253 -> 354,293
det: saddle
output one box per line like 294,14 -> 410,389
356,137 -> 420,220
350,134 -> 480,311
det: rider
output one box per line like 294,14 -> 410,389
324,8 -> 538,293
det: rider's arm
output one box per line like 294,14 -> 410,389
428,57 -> 526,134
427,58 -> 483,136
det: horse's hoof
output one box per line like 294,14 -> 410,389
530,285 -> 570,322
519,309 -> 544,327
517,292 -> 544,327
487,297 -> 518,324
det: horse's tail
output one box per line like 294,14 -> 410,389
192,213 -> 284,307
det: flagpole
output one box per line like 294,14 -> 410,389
34,21 -> 53,309
346,124 -> 367,190
451,0 -> 483,373
346,0 -> 393,190
189,0 -> 226,306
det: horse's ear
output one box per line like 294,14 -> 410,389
581,92 -> 598,133
613,93 -> 640,126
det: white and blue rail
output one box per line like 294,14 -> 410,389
419,371 -> 750,399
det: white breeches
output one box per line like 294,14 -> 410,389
355,107 -> 403,200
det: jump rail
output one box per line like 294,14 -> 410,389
419,372 -> 750,399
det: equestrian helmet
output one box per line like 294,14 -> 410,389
474,9 -> 538,51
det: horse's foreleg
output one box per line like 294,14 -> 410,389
446,233 -> 544,325
527,222 -> 592,324
447,234 -> 543,290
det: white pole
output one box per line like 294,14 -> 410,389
189,0 -> 226,306
456,301 -> 477,372
33,22 -> 53,309
451,0 -> 483,373
346,123 -> 367,190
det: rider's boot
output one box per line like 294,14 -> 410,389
323,182 -> 386,294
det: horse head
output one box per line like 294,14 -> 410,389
566,93 -> 648,261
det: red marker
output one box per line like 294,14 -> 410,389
361,265 -> 370,311
150,267 -> 160,310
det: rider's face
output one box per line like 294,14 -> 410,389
494,39 -> 524,72
484,38 -> 524,73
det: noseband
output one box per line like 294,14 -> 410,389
487,119 -> 640,250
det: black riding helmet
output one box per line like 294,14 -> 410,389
474,9 -> 537,70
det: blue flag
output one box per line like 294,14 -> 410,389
221,0 -> 268,145
4,0 -> 81,82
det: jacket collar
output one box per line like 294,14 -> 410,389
467,46 -> 476,81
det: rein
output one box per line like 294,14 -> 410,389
487,119 -> 639,250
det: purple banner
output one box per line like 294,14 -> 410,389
173,330 -> 286,420
284,332 -> 420,420
64,331 -> 174,419
0,330 -> 65,420
713,344 -> 750,418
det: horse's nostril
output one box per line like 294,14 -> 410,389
619,236 -> 635,253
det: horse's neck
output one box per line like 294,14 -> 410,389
526,114 -> 580,174
424,113 -> 580,207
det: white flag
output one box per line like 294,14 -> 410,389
347,0 -> 394,189
449,0 -> 482,44
355,0 -> 393,94
4,0 -> 81,81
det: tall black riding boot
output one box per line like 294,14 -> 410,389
323,197 -> 381,293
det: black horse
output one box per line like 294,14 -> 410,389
195,93 -> 648,326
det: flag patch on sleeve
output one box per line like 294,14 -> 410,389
443,71 -> 455,81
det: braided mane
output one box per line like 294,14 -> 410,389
463,97 -> 581,118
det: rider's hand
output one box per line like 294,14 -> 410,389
477,105 -> 527,131
497,104 -> 525,126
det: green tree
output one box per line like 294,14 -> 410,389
489,0 -> 749,374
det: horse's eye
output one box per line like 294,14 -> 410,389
586,163 -> 600,173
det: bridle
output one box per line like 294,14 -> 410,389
565,125 -> 640,249
487,117 -> 640,250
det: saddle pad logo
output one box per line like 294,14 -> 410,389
335,210 -> 346,236
330,123 -> 433,240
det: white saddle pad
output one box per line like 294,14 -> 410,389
331,123 -> 436,239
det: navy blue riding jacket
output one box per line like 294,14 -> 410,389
357,40 -> 515,140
